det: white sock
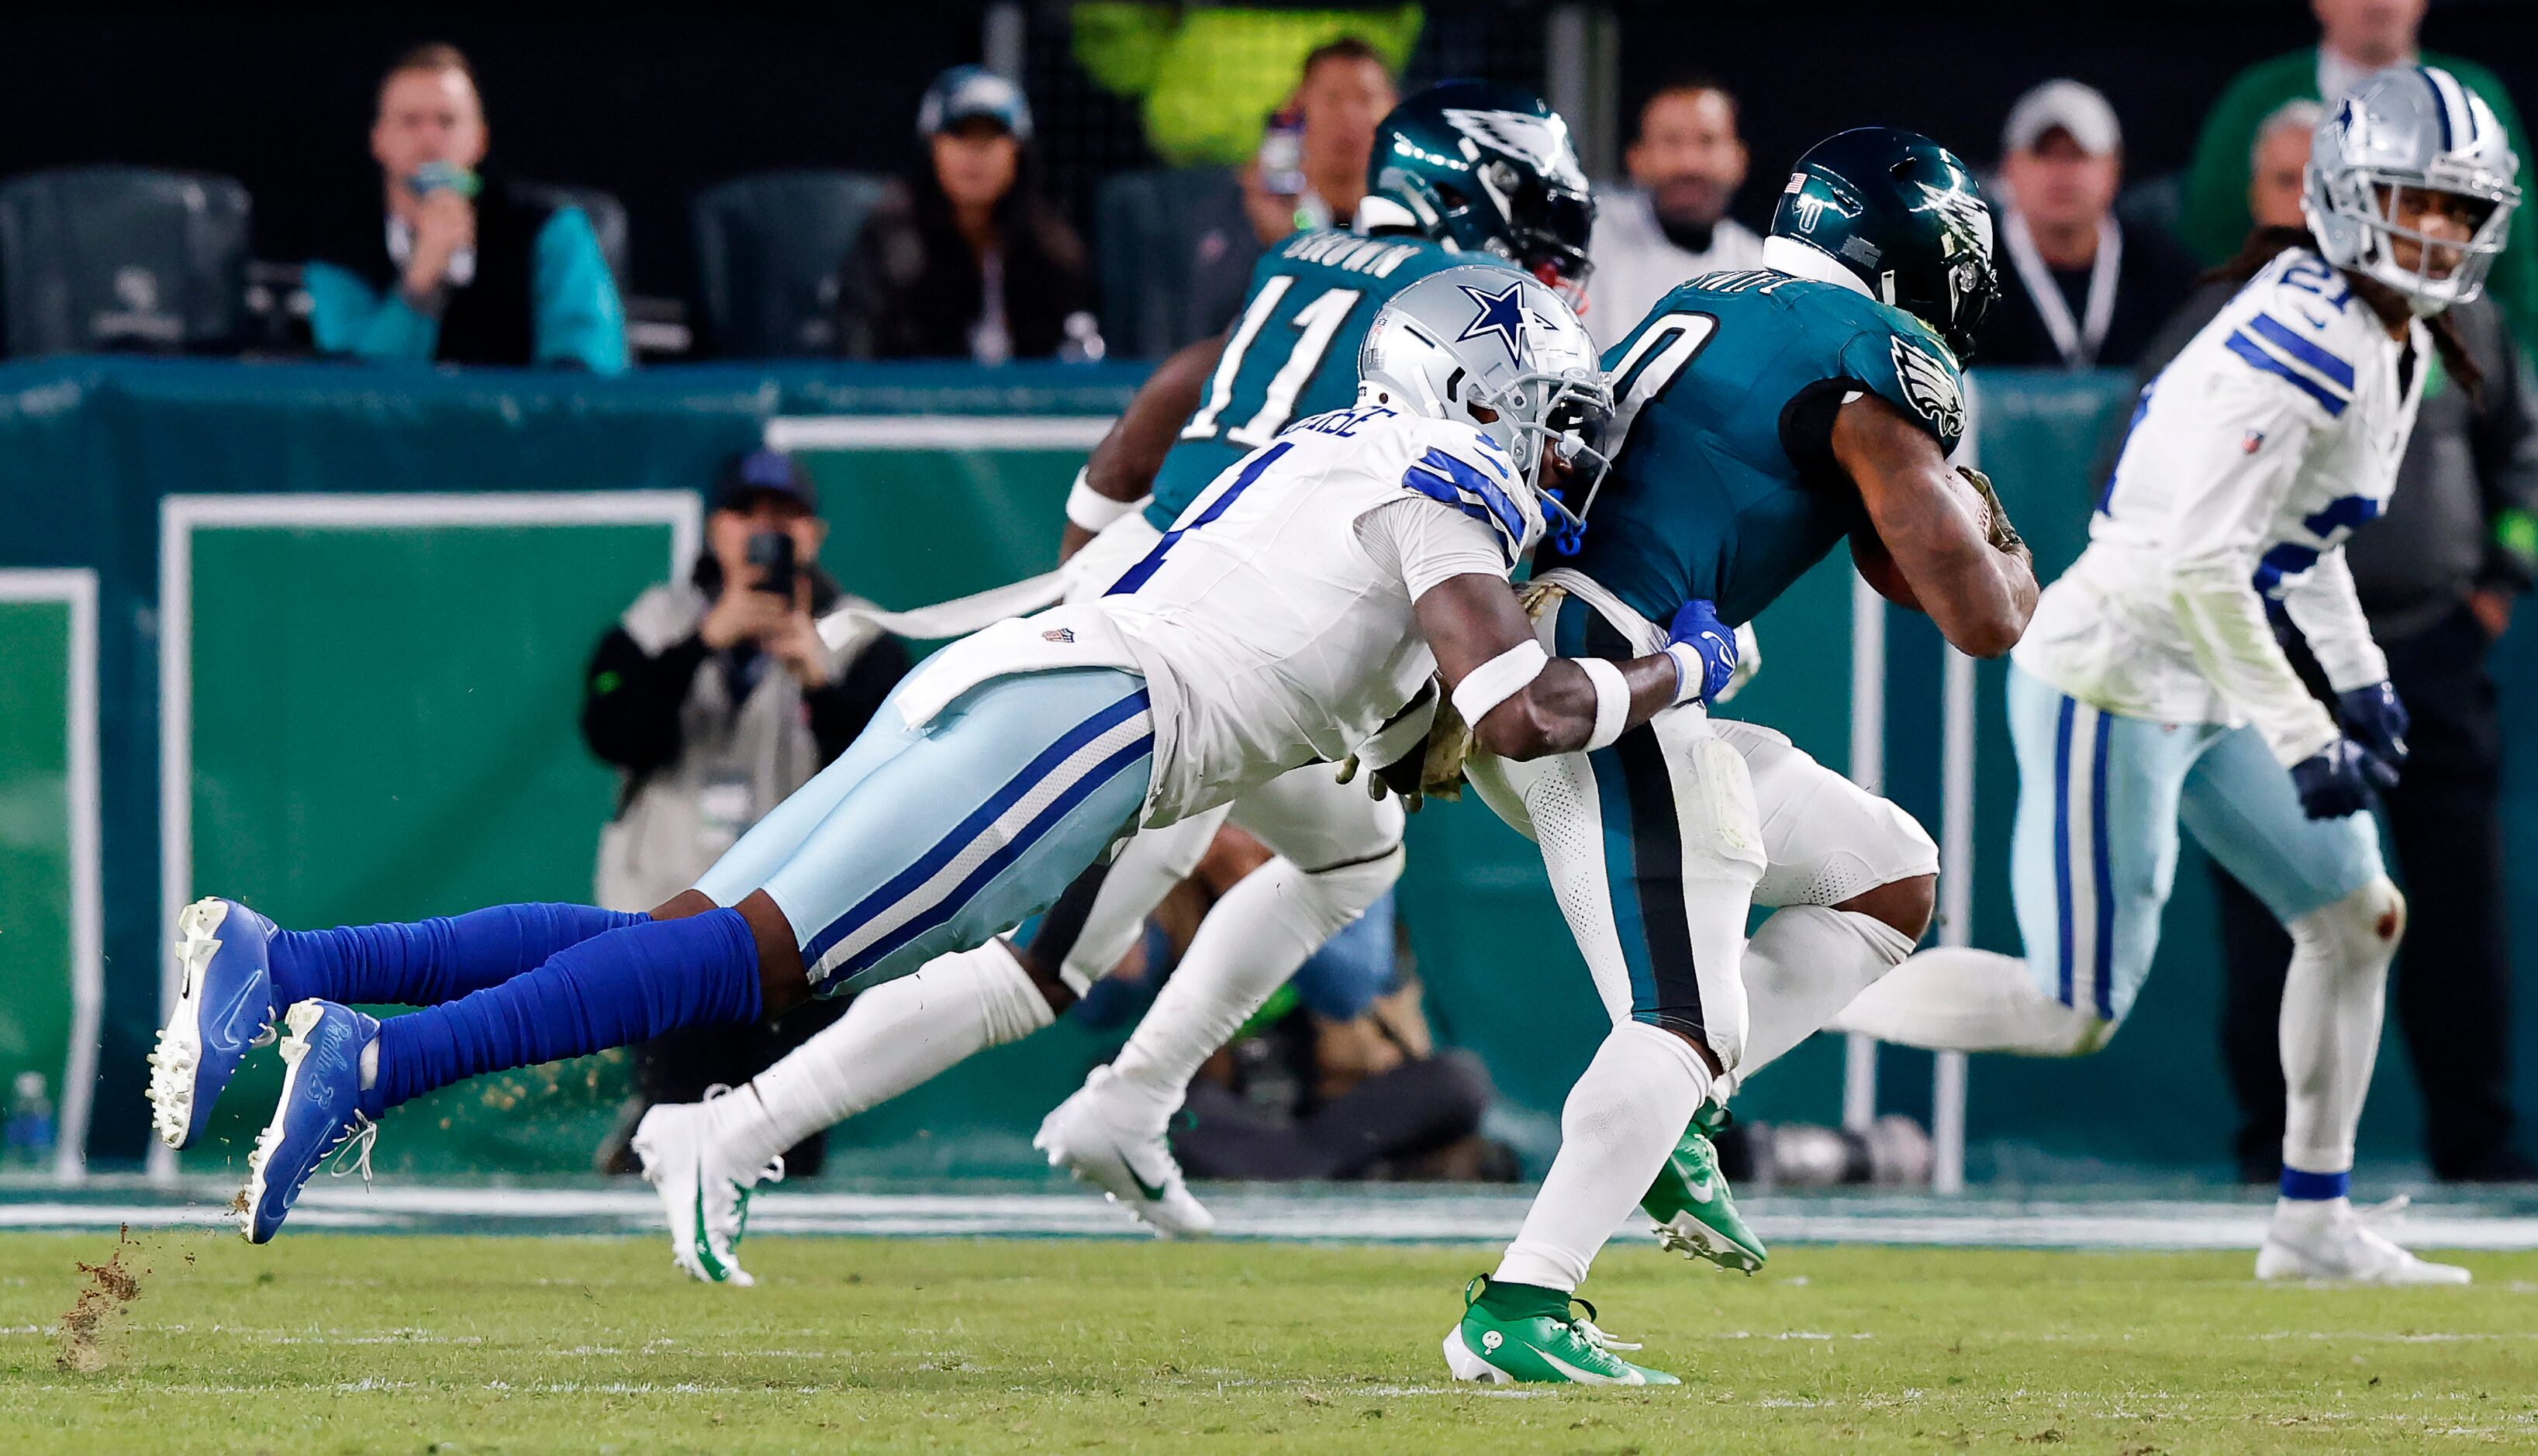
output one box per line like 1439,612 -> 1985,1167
1828,946 -> 2108,1055
1106,851 -> 1395,1132
1494,1022 -> 1711,1294
707,940 -> 1052,1172
1732,906 -> 1918,1090
2271,1194 -> 2352,1233
2280,878 -> 2402,1177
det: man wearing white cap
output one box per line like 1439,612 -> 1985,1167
1977,79 -> 2198,370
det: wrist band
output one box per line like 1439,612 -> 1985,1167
1065,469 -> 1147,531
1663,642 -> 1705,706
1451,640 -> 1549,727
1580,657 -> 1631,750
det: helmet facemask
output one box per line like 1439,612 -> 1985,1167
2308,168 -> 2517,315
1462,367 -> 1613,554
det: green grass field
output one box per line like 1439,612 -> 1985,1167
2,1232 -> 2533,1453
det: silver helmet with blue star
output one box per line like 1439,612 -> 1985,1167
2306,64 -> 2522,316
1356,265 -> 1613,551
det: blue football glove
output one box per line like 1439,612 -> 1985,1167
1664,599 -> 1739,705
2333,681 -> 2408,788
2291,740 -> 2377,820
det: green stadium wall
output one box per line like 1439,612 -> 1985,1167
0,357 -> 2519,1179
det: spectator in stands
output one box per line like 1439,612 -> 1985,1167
2178,0 -> 2538,340
305,43 -> 627,374
836,65 -> 1100,364
1975,80 -> 2198,369
2246,102 -> 2325,233
581,449 -> 910,1172
1584,79 -> 1763,350
1156,40 -> 1400,351
1286,36 -> 1397,233
2133,103 -> 2538,1180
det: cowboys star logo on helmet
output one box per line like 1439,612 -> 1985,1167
1441,107 -> 1590,191
1455,280 -> 1534,364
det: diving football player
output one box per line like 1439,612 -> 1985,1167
630,81 -> 1625,1282
155,270 -> 1749,1268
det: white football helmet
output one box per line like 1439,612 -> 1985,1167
2305,64 -> 2522,315
1356,264 -> 1613,550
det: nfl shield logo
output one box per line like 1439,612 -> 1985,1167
1042,627 -> 1076,643
2242,430 -> 2266,454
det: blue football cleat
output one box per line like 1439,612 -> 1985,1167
240,999 -> 380,1244
148,896 -> 281,1149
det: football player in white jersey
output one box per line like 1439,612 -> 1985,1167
211,267 -> 1759,1261
1834,67 -> 2520,1285
623,88 -> 1680,1281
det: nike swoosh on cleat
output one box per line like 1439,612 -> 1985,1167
1520,1340 -> 1633,1385
692,1171 -> 728,1282
1115,1145 -> 1169,1204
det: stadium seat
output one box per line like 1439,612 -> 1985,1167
0,166 -> 251,357
689,169 -> 889,358
1096,166 -> 1255,360
511,180 -> 631,294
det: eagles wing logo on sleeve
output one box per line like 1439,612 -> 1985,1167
1890,337 -> 1965,438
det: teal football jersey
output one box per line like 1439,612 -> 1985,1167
1542,269 -> 1969,626
1146,231 -> 1521,527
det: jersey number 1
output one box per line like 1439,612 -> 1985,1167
1182,278 -> 1364,449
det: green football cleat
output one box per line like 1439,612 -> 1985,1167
1442,1277 -> 1680,1386
1640,1106 -> 1766,1273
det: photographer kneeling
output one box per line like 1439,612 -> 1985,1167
582,449 -> 910,1172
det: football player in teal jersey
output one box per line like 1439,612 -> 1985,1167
1446,129 -> 2039,1385
1059,78 -> 1595,557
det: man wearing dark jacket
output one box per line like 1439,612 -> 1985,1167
2134,268 -> 2538,1182
305,43 -> 626,373
582,450 -> 910,1171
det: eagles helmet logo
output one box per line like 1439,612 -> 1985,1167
1441,108 -> 1590,191
1891,337 -> 1965,438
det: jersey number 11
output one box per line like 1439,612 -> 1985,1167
1182,277 -> 1365,450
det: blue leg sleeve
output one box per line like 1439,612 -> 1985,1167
270,904 -> 647,1009
368,907 -> 761,1113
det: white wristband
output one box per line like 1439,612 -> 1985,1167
1579,657 -> 1631,751
1451,640 -> 1549,728
1065,469 -> 1147,531
1663,642 -> 1704,706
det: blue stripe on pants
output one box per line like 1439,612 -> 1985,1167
2089,709 -> 2115,1022
801,687 -> 1152,971
742,668 -> 1156,999
2053,695 -> 2077,1009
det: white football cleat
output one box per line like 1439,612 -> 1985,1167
2257,1199 -> 2471,1285
1034,1065 -> 1215,1239
633,1093 -> 781,1287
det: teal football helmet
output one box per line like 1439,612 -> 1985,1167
1763,127 -> 1999,362
1360,81 -> 1597,294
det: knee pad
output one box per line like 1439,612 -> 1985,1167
1289,845 -> 1406,944
2289,875 -> 2405,972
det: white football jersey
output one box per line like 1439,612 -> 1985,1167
1093,404 -> 1530,823
2015,248 -> 2425,764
